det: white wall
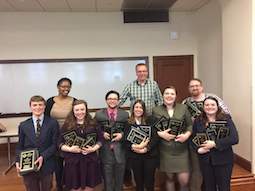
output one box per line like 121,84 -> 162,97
0,12 -> 197,78
220,0 -> 252,162
193,0 -> 222,96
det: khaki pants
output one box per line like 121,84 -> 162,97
188,149 -> 202,191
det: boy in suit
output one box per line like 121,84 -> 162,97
95,90 -> 129,191
15,95 -> 59,191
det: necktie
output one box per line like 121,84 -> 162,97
36,119 -> 41,138
109,112 -> 115,122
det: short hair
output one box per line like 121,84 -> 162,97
189,78 -> 203,85
57,77 -> 72,86
164,86 -> 177,95
105,90 -> 120,100
29,95 -> 46,106
135,63 -> 148,71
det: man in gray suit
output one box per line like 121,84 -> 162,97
95,90 -> 129,191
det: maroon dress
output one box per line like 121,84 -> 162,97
60,125 -> 103,189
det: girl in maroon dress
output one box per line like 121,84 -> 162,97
59,100 -> 103,191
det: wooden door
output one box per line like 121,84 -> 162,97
153,55 -> 194,103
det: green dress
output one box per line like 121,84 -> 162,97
152,103 -> 192,173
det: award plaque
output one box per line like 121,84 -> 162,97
168,118 -> 183,135
127,126 -> 147,144
208,121 -> 227,131
206,128 -> 217,141
196,133 -> 208,145
19,149 -> 39,175
192,136 -> 199,147
101,120 -> 124,140
73,136 -> 86,148
83,133 -> 97,147
185,101 -> 202,118
153,116 -> 169,131
217,127 -> 230,139
139,125 -> 151,139
63,130 -> 77,146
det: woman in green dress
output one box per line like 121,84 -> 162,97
152,86 -> 192,191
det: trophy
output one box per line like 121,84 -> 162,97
19,149 -> 39,175
139,125 -> 151,139
127,126 -> 147,144
206,128 -> 218,141
73,136 -> 86,148
101,120 -> 124,140
217,127 -> 230,139
168,118 -> 183,135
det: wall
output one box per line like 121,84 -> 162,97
220,0 -> 252,161
193,0 -> 222,96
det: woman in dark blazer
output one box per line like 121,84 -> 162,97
125,99 -> 159,191
192,96 -> 238,191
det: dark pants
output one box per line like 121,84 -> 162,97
23,172 -> 53,191
200,162 -> 233,191
102,152 -> 125,191
130,157 -> 158,191
55,155 -> 64,190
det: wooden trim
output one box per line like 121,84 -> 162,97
234,153 -> 251,172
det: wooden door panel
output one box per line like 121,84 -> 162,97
153,55 -> 193,103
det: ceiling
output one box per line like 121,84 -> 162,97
0,0 -> 210,12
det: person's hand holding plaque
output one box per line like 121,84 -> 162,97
34,156 -> 43,171
200,140 -> 216,150
111,132 -> 122,142
82,144 -> 100,155
131,137 -> 149,150
157,129 -> 176,141
197,147 -> 210,154
15,162 -> 21,173
103,132 -> 111,140
69,145 -> 82,153
175,131 -> 191,143
132,146 -> 148,154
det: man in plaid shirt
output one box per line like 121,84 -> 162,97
119,63 -> 163,114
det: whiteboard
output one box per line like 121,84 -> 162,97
0,58 -> 147,114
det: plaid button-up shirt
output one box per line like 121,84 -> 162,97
119,79 -> 163,114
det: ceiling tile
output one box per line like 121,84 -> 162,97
7,0 -> 44,11
67,0 -> 96,11
38,0 -> 70,11
96,0 -> 123,11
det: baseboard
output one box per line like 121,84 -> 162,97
234,153 -> 251,172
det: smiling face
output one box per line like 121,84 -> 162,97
106,93 -> 119,109
188,80 -> 203,97
30,101 -> 45,118
133,102 -> 144,118
136,65 -> 148,83
57,80 -> 71,97
73,103 -> 86,122
203,98 -> 218,116
163,88 -> 176,106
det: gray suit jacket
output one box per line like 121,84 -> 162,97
95,108 -> 128,164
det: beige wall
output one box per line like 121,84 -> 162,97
0,11 -> 197,78
220,0 -> 252,162
193,0 -> 222,96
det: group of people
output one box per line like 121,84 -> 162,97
14,63 -> 238,191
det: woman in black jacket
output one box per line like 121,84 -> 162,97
125,99 -> 159,191
192,96 -> 238,191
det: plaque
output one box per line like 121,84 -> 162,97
63,130 -> 77,147
217,127 -> 230,139
206,128 -> 217,141
139,125 -> 151,139
83,133 -> 97,147
153,116 -> 169,131
192,133 -> 208,147
168,118 -> 183,135
185,101 -> 202,118
101,120 -> 124,140
73,136 -> 86,148
208,121 -> 227,132
127,126 -> 147,144
19,149 -> 39,175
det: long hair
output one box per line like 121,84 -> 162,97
62,100 -> 95,131
198,96 -> 227,126
128,99 -> 147,124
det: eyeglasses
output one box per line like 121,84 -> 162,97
107,98 -> 119,101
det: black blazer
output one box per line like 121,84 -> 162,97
192,114 -> 239,165
16,116 -> 59,175
125,116 -> 160,159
